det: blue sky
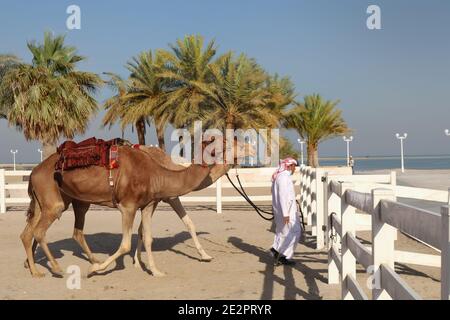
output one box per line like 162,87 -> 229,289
0,0 -> 449,163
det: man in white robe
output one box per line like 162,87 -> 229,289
270,157 -> 301,266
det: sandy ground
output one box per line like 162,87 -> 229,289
0,204 -> 341,300
0,203 -> 444,300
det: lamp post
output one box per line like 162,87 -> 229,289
37,149 -> 43,162
10,149 -> 18,171
297,138 -> 305,166
396,133 -> 408,173
343,136 -> 353,166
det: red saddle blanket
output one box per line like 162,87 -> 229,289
55,137 -> 129,171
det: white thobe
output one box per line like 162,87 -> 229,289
271,170 -> 301,259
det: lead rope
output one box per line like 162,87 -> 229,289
225,172 -> 273,221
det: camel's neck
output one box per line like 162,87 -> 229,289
193,163 -> 232,191
156,163 -> 212,198
209,163 -> 232,183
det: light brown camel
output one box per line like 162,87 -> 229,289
21,145 -> 217,278
23,138 -> 253,277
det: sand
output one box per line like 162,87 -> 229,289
0,205 -> 342,300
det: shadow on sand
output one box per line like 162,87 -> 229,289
228,236 -> 328,300
33,231 -> 209,275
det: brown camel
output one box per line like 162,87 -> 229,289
23,138 -> 253,277
21,145 -> 217,278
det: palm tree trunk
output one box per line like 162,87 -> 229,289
307,142 -> 319,168
42,140 -> 57,160
156,126 -> 165,151
136,118 -> 146,145
226,114 -> 234,130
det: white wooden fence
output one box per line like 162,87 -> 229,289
0,169 -> 30,213
325,178 -> 450,300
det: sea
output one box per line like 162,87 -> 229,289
318,155 -> 450,172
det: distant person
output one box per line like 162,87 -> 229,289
270,157 -> 301,266
349,156 -> 355,174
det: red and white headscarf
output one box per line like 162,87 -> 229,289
272,157 -> 298,182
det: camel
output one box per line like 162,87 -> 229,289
21,145 -> 217,278
22,138 -> 253,277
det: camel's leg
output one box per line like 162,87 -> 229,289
23,240 -> 38,269
21,211 -> 45,278
88,204 -> 137,275
25,198 -> 71,269
72,200 -> 100,264
133,222 -> 144,269
31,202 -> 65,276
167,197 -> 213,261
141,201 -> 165,277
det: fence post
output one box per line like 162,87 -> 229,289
390,171 -> 397,188
315,168 -> 325,249
389,171 -> 398,241
327,175 -> 341,284
216,176 -> 222,214
340,182 -> 356,300
310,169 -> 317,236
371,188 -> 396,300
441,205 -> 450,300
299,166 -> 304,211
303,167 -> 309,215
324,173 -> 330,249
0,169 -> 5,214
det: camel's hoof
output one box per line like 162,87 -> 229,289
31,271 -> 46,278
201,255 -> 213,262
151,270 -> 166,277
88,263 -> 101,275
51,267 -> 64,277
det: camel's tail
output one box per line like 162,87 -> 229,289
26,178 -> 37,222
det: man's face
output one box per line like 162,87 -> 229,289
288,164 -> 296,174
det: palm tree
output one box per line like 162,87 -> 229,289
194,53 -> 278,130
0,32 -> 102,158
157,35 -> 217,129
102,72 -> 149,144
284,94 -> 350,167
279,136 -> 300,160
103,51 -> 168,149
0,54 -> 21,118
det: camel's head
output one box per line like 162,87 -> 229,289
201,136 -> 257,166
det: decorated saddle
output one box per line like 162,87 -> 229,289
55,137 -> 134,171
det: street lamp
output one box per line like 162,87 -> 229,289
297,138 -> 305,166
10,149 -> 18,171
343,136 -> 354,166
37,149 -> 43,162
396,133 -> 408,173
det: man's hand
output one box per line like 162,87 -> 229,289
284,216 -> 290,225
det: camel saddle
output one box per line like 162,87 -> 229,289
55,137 -> 134,171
